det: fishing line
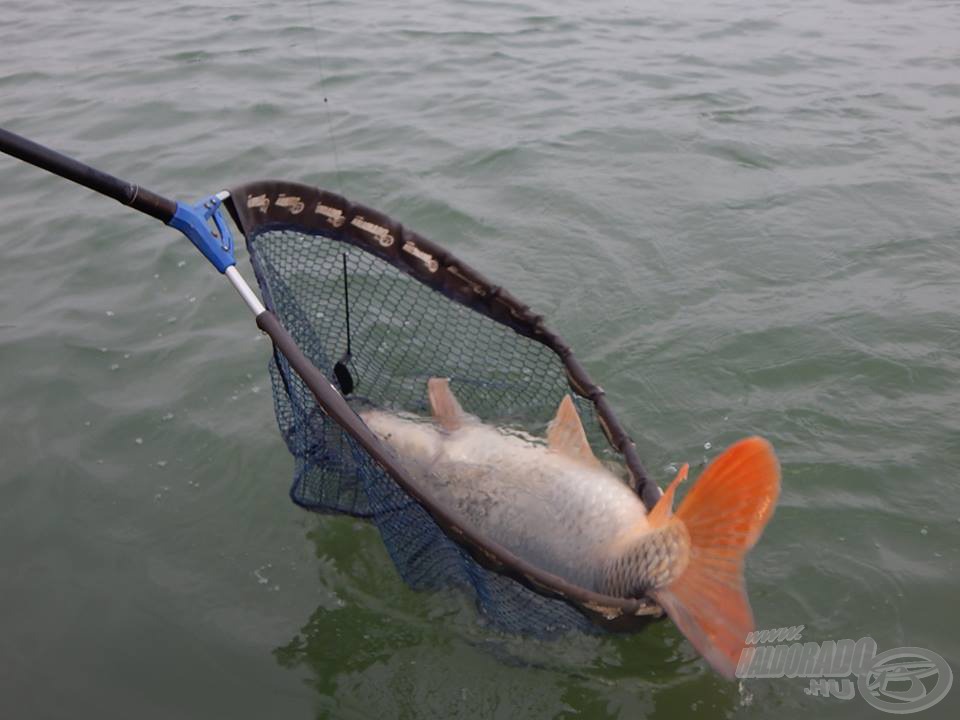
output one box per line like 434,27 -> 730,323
303,0 -> 346,196
302,0 -> 355,392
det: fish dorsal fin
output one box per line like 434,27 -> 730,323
547,395 -> 603,469
428,377 -> 466,431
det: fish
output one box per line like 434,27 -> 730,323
359,377 -> 780,678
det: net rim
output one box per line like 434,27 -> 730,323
227,180 -> 664,626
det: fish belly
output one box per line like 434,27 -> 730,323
360,410 -> 649,590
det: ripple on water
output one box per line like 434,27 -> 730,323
2,0 -> 960,717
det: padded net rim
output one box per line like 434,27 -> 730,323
227,180 -> 664,626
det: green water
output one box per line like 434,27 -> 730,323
2,1 -> 958,717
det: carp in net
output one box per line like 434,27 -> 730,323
0,129 -> 781,678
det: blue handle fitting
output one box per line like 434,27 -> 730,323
167,194 -> 236,273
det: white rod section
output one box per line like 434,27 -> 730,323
225,265 -> 267,316
216,190 -> 267,316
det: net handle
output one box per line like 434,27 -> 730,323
0,129 -> 272,346
0,127 -> 176,221
0,127 -> 240,274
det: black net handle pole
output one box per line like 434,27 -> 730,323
0,127 -> 176,222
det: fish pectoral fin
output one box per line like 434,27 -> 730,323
547,395 -> 603,469
428,377 -> 466,431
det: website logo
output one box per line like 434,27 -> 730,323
736,628 -> 952,714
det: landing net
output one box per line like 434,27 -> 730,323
227,181 -> 662,634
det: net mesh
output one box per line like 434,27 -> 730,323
249,227 -> 625,635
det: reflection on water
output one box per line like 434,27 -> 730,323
276,518 -> 747,718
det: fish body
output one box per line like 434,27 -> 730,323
359,407 -> 649,589
360,378 -> 781,678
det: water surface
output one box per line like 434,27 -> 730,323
1,1 -> 959,717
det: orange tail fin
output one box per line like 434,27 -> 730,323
650,437 -> 780,678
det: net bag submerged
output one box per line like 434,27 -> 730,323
226,181 -> 664,635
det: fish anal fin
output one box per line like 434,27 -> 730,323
547,395 -> 603,470
428,377 -> 466,431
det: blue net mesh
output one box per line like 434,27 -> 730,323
249,227 -> 622,635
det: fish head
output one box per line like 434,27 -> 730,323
361,410 -> 442,462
